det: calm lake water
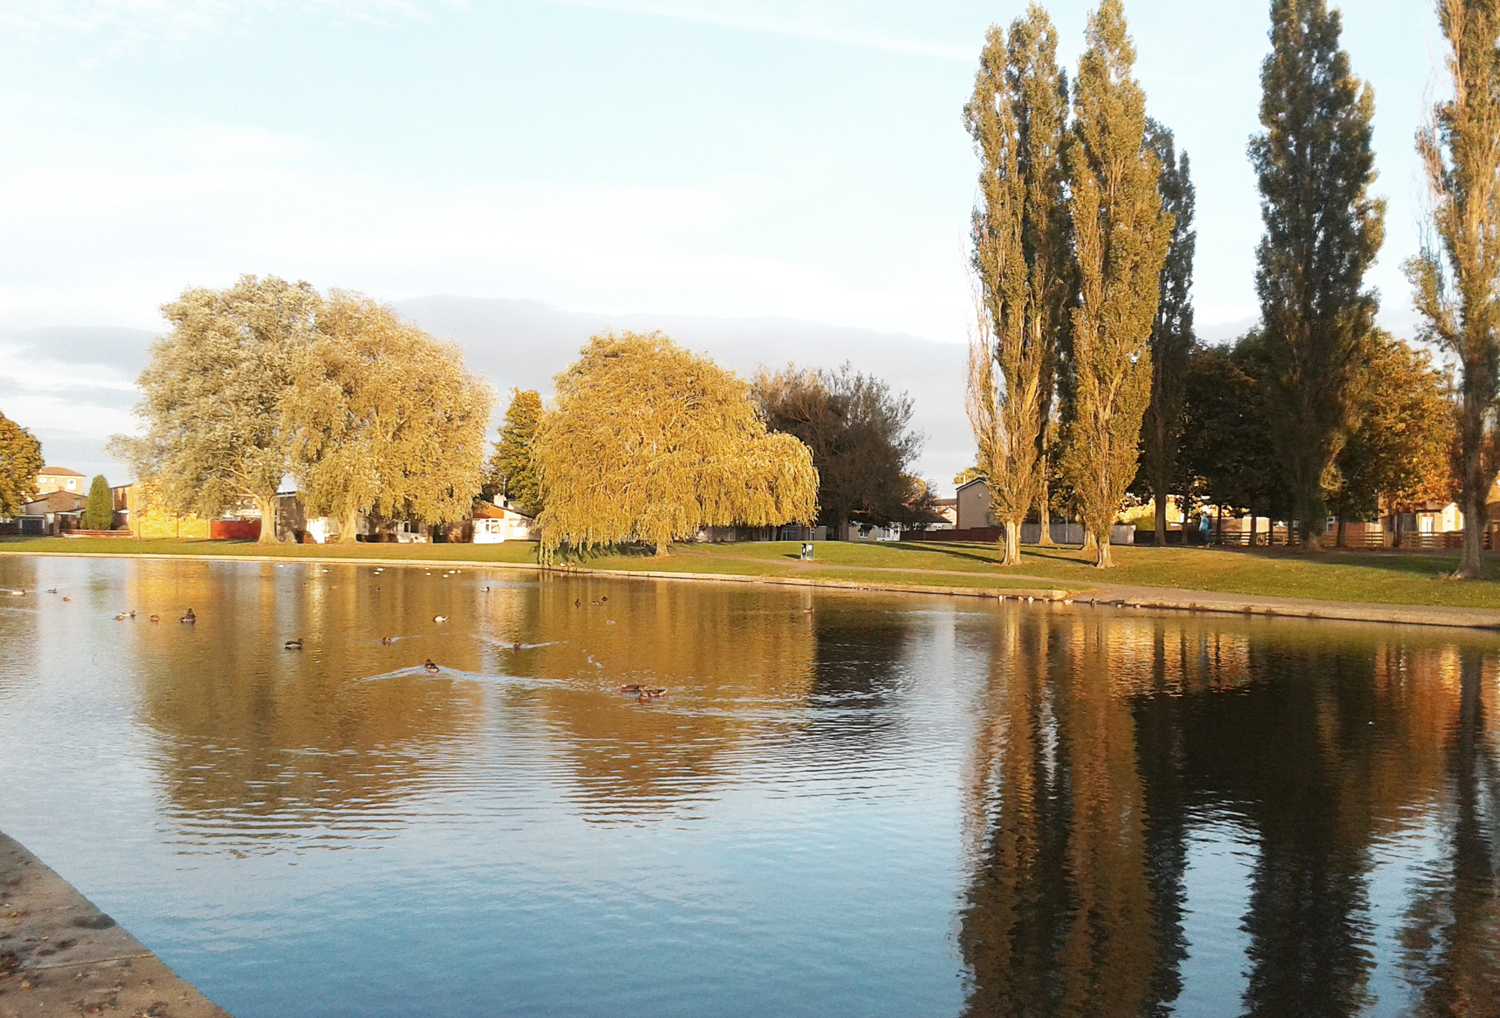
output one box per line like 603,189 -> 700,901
1,555 -> 1498,1017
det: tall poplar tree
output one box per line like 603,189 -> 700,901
963,7 -> 1069,562
1138,120 -> 1196,546
1250,0 -> 1385,549
1061,0 -> 1173,568
963,3 -> 1071,565
1406,0 -> 1500,578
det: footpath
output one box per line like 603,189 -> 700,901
0,832 -> 230,1018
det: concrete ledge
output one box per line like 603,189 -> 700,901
0,833 -> 230,1018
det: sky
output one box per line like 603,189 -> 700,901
0,0 -> 1449,488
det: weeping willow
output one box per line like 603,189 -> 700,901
534,331 -> 819,558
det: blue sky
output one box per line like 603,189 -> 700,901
0,0 -> 1440,336
0,0 -> 1448,483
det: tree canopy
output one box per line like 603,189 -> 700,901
753,363 -> 922,537
284,290 -> 493,542
0,411 -> 43,518
534,332 -> 818,557
486,388 -> 544,516
1250,0 -> 1385,548
82,475 -> 114,530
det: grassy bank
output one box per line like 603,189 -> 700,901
3,535 -> 1498,609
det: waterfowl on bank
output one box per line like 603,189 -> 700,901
424,659 -> 440,674
433,615 -> 449,623
285,639 -> 303,650
180,608 -> 197,623
620,684 -> 642,693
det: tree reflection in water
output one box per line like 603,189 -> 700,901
959,609 -> 1500,1018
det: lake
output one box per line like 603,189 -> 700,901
1,554 -> 1497,1017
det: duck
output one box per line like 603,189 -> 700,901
61,596 -> 70,602
512,642 -> 522,652
381,636 -> 394,645
284,639 -> 303,650
148,613 -> 158,621
128,610 -> 136,618
433,614 -> 449,623
803,606 -> 814,614
180,608 -> 197,623
600,596 -> 607,603
45,588 -> 57,594
637,691 -> 651,704
620,684 -> 643,693
645,688 -> 666,698
574,599 -> 581,608
590,599 -> 603,606
113,613 -> 127,621
424,659 -> 440,674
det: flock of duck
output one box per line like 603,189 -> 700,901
15,569 -> 669,705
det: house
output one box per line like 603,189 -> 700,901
473,499 -> 539,543
930,498 -> 957,530
33,466 -> 86,495
19,490 -> 87,535
955,478 -> 997,530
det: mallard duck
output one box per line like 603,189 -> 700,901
381,636 -> 394,645
637,691 -> 651,704
180,608 -> 197,623
284,639 -> 303,650
113,613 -> 127,621
424,659 -> 440,674
620,684 -> 642,693
433,615 -> 449,623
645,688 -> 666,698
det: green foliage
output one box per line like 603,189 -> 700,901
963,3 -> 1071,564
1060,0 -> 1173,567
284,291 -> 493,541
1137,119 -> 1197,545
753,363 -> 922,534
82,475 -> 114,530
1406,0 -> 1500,576
0,411 -> 43,517
535,332 -> 818,557
1250,0 -> 1385,547
486,389 -> 544,516
1180,334 -> 1290,521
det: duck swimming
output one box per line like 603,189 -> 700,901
148,614 -> 158,621
424,659 -> 440,674
381,636 -> 394,645
645,688 -> 666,698
180,608 -> 197,623
433,615 -> 449,623
620,684 -> 642,693
284,639 -> 303,650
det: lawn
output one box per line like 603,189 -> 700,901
3,535 -> 1498,609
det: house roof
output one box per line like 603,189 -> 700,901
955,478 -> 989,494
37,466 -> 85,477
23,490 -> 87,513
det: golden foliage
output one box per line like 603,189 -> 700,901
534,331 -> 818,557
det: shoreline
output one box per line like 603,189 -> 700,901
0,831 -> 232,1017
3,545 -> 1499,632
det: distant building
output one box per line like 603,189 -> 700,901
473,499 -> 539,543
955,478 -> 996,531
18,490 -> 87,535
34,466 -> 86,495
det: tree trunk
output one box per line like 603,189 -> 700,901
1001,520 -> 1021,565
338,508 -> 360,544
1094,527 -> 1113,568
1248,512 -> 1257,548
255,496 -> 278,544
1458,488 -> 1485,578
1082,529 -> 1097,554
1336,515 -> 1346,549
1153,491 -> 1167,546
654,541 -> 669,557
1035,467 -> 1056,546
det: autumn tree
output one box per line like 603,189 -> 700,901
1250,0 -> 1385,549
1407,0 -> 1500,577
486,388 -> 543,516
753,364 -> 922,537
0,411 -> 43,517
1330,332 -> 1457,543
111,275 -> 320,543
82,474 -> 114,530
1138,119 -> 1197,546
963,4 -> 1072,565
1060,0 -> 1173,568
535,332 -> 818,557
284,291 -> 494,543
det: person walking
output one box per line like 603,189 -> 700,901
1199,511 -> 1212,548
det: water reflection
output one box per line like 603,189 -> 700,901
959,611 -> 1500,1018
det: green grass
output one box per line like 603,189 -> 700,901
4,535 -> 1498,609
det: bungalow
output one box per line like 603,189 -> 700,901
19,490 -> 87,535
473,499 -> 539,543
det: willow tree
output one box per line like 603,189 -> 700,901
283,291 -> 492,542
1138,120 -> 1197,546
1407,0 -> 1500,577
1060,0 -> 1173,568
111,274 -> 320,543
534,332 -> 818,558
1251,0 -> 1385,549
963,4 -> 1071,565
0,411 -> 43,518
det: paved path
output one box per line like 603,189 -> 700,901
0,833 -> 230,1018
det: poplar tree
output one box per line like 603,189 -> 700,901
963,3 -> 1071,565
1406,0 -> 1500,578
534,332 -> 818,558
1060,0 -> 1173,568
1250,0 -> 1385,549
486,388 -> 544,516
1138,120 -> 1196,546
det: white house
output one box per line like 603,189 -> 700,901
473,499 -> 539,543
